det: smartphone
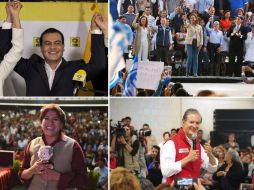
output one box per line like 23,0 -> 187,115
164,66 -> 172,72
175,178 -> 197,186
163,66 -> 172,78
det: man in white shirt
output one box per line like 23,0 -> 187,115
244,24 -> 254,67
158,131 -> 170,149
160,108 -> 218,184
144,6 -> 156,28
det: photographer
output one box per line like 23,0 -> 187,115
111,125 -> 140,176
142,123 -> 157,154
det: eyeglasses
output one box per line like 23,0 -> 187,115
42,40 -> 63,47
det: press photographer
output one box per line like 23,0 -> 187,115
110,122 -> 140,176
142,123 -> 157,154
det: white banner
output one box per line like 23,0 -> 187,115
136,61 -> 164,90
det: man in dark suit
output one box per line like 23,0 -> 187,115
214,0 -> 230,16
203,7 -> 220,27
0,4 -> 107,96
227,16 -> 247,77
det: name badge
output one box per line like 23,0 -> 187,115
179,148 -> 189,154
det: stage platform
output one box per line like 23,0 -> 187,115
171,76 -> 242,83
169,76 -> 254,96
182,83 -> 254,96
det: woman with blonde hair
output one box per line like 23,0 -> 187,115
110,167 -> 141,190
184,13 -> 203,77
132,14 -> 152,61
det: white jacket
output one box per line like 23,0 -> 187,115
0,28 -> 24,96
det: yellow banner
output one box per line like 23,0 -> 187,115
0,2 -> 108,21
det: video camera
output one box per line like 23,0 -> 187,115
111,121 -> 126,137
138,129 -> 151,137
132,128 -> 152,137
183,6 -> 190,15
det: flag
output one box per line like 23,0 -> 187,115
84,3 -> 100,63
110,0 -> 119,21
109,71 -> 122,89
123,56 -> 138,96
109,17 -> 133,89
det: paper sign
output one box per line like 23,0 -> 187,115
136,61 -> 164,90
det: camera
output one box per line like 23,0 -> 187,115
153,160 -> 159,168
183,6 -> 190,15
138,129 -> 151,137
111,121 -> 126,137
164,66 -> 172,72
175,178 -> 197,190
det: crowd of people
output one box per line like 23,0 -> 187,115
111,0 -> 254,96
110,112 -> 254,190
0,105 -> 108,189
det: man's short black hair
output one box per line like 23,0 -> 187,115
152,145 -> 160,151
171,128 -> 177,132
171,82 -> 183,95
125,116 -> 131,120
163,131 -> 170,137
175,88 -> 190,96
118,15 -> 127,20
40,28 -> 64,46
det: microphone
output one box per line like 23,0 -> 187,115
192,134 -> 197,150
72,69 -> 87,96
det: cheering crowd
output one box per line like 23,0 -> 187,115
110,0 -> 254,96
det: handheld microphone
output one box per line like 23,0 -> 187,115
192,134 -> 197,150
72,69 -> 87,96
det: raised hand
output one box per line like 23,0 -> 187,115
244,66 -> 253,73
187,145 -> 200,162
5,2 -> 11,22
193,179 -> 206,190
8,0 -> 22,28
94,13 -> 107,33
9,1 -> 22,18
204,141 -> 213,156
